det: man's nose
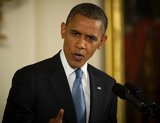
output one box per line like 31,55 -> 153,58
76,37 -> 86,49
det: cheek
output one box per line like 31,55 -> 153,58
64,37 -> 75,50
86,44 -> 99,56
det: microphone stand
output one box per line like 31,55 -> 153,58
140,102 -> 160,123
124,83 -> 160,123
113,83 -> 160,123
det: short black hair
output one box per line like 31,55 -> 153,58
66,3 -> 108,34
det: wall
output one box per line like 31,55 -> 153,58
36,0 -> 105,66
0,0 -> 37,121
0,0 -> 104,122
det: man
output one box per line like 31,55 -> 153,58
2,3 -> 117,123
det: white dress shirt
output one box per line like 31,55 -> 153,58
60,50 -> 90,123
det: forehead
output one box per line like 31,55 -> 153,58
66,14 -> 103,35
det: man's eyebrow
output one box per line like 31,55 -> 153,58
70,29 -> 81,34
70,29 -> 97,40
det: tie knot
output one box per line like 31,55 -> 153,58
75,68 -> 83,79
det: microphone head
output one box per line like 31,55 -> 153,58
125,83 -> 141,96
113,83 -> 147,111
112,83 -> 128,99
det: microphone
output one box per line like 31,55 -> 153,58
113,83 -> 160,122
124,82 -> 160,113
124,82 -> 150,106
112,83 -> 146,111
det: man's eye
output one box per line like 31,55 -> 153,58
86,35 -> 97,42
74,32 -> 80,36
71,31 -> 80,36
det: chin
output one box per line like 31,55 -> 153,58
70,63 -> 84,68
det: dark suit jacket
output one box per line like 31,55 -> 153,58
2,52 -> 117,123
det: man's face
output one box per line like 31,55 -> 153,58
61,14 -> 107,68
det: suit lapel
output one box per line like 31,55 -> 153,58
48,53 -> 104,123
88,66 -> 104,123
49,53 -> 77,123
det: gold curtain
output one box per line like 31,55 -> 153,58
104,0 -> 126,123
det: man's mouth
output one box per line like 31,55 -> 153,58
73,53 -> 84,61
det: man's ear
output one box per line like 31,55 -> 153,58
61,22 -> 66,39
98,35 -> 107,49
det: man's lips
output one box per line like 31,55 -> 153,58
73,53 -> 84,61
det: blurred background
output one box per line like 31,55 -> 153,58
0,0 -> 159,123
124,0 -> 160,123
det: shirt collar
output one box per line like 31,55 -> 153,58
60,50 -> 88,78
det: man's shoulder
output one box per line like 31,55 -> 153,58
15,52 -> 61,75
88,64 -> 115,82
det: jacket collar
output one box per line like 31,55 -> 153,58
49,52 -> 77,123
49,53 -> 104,123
